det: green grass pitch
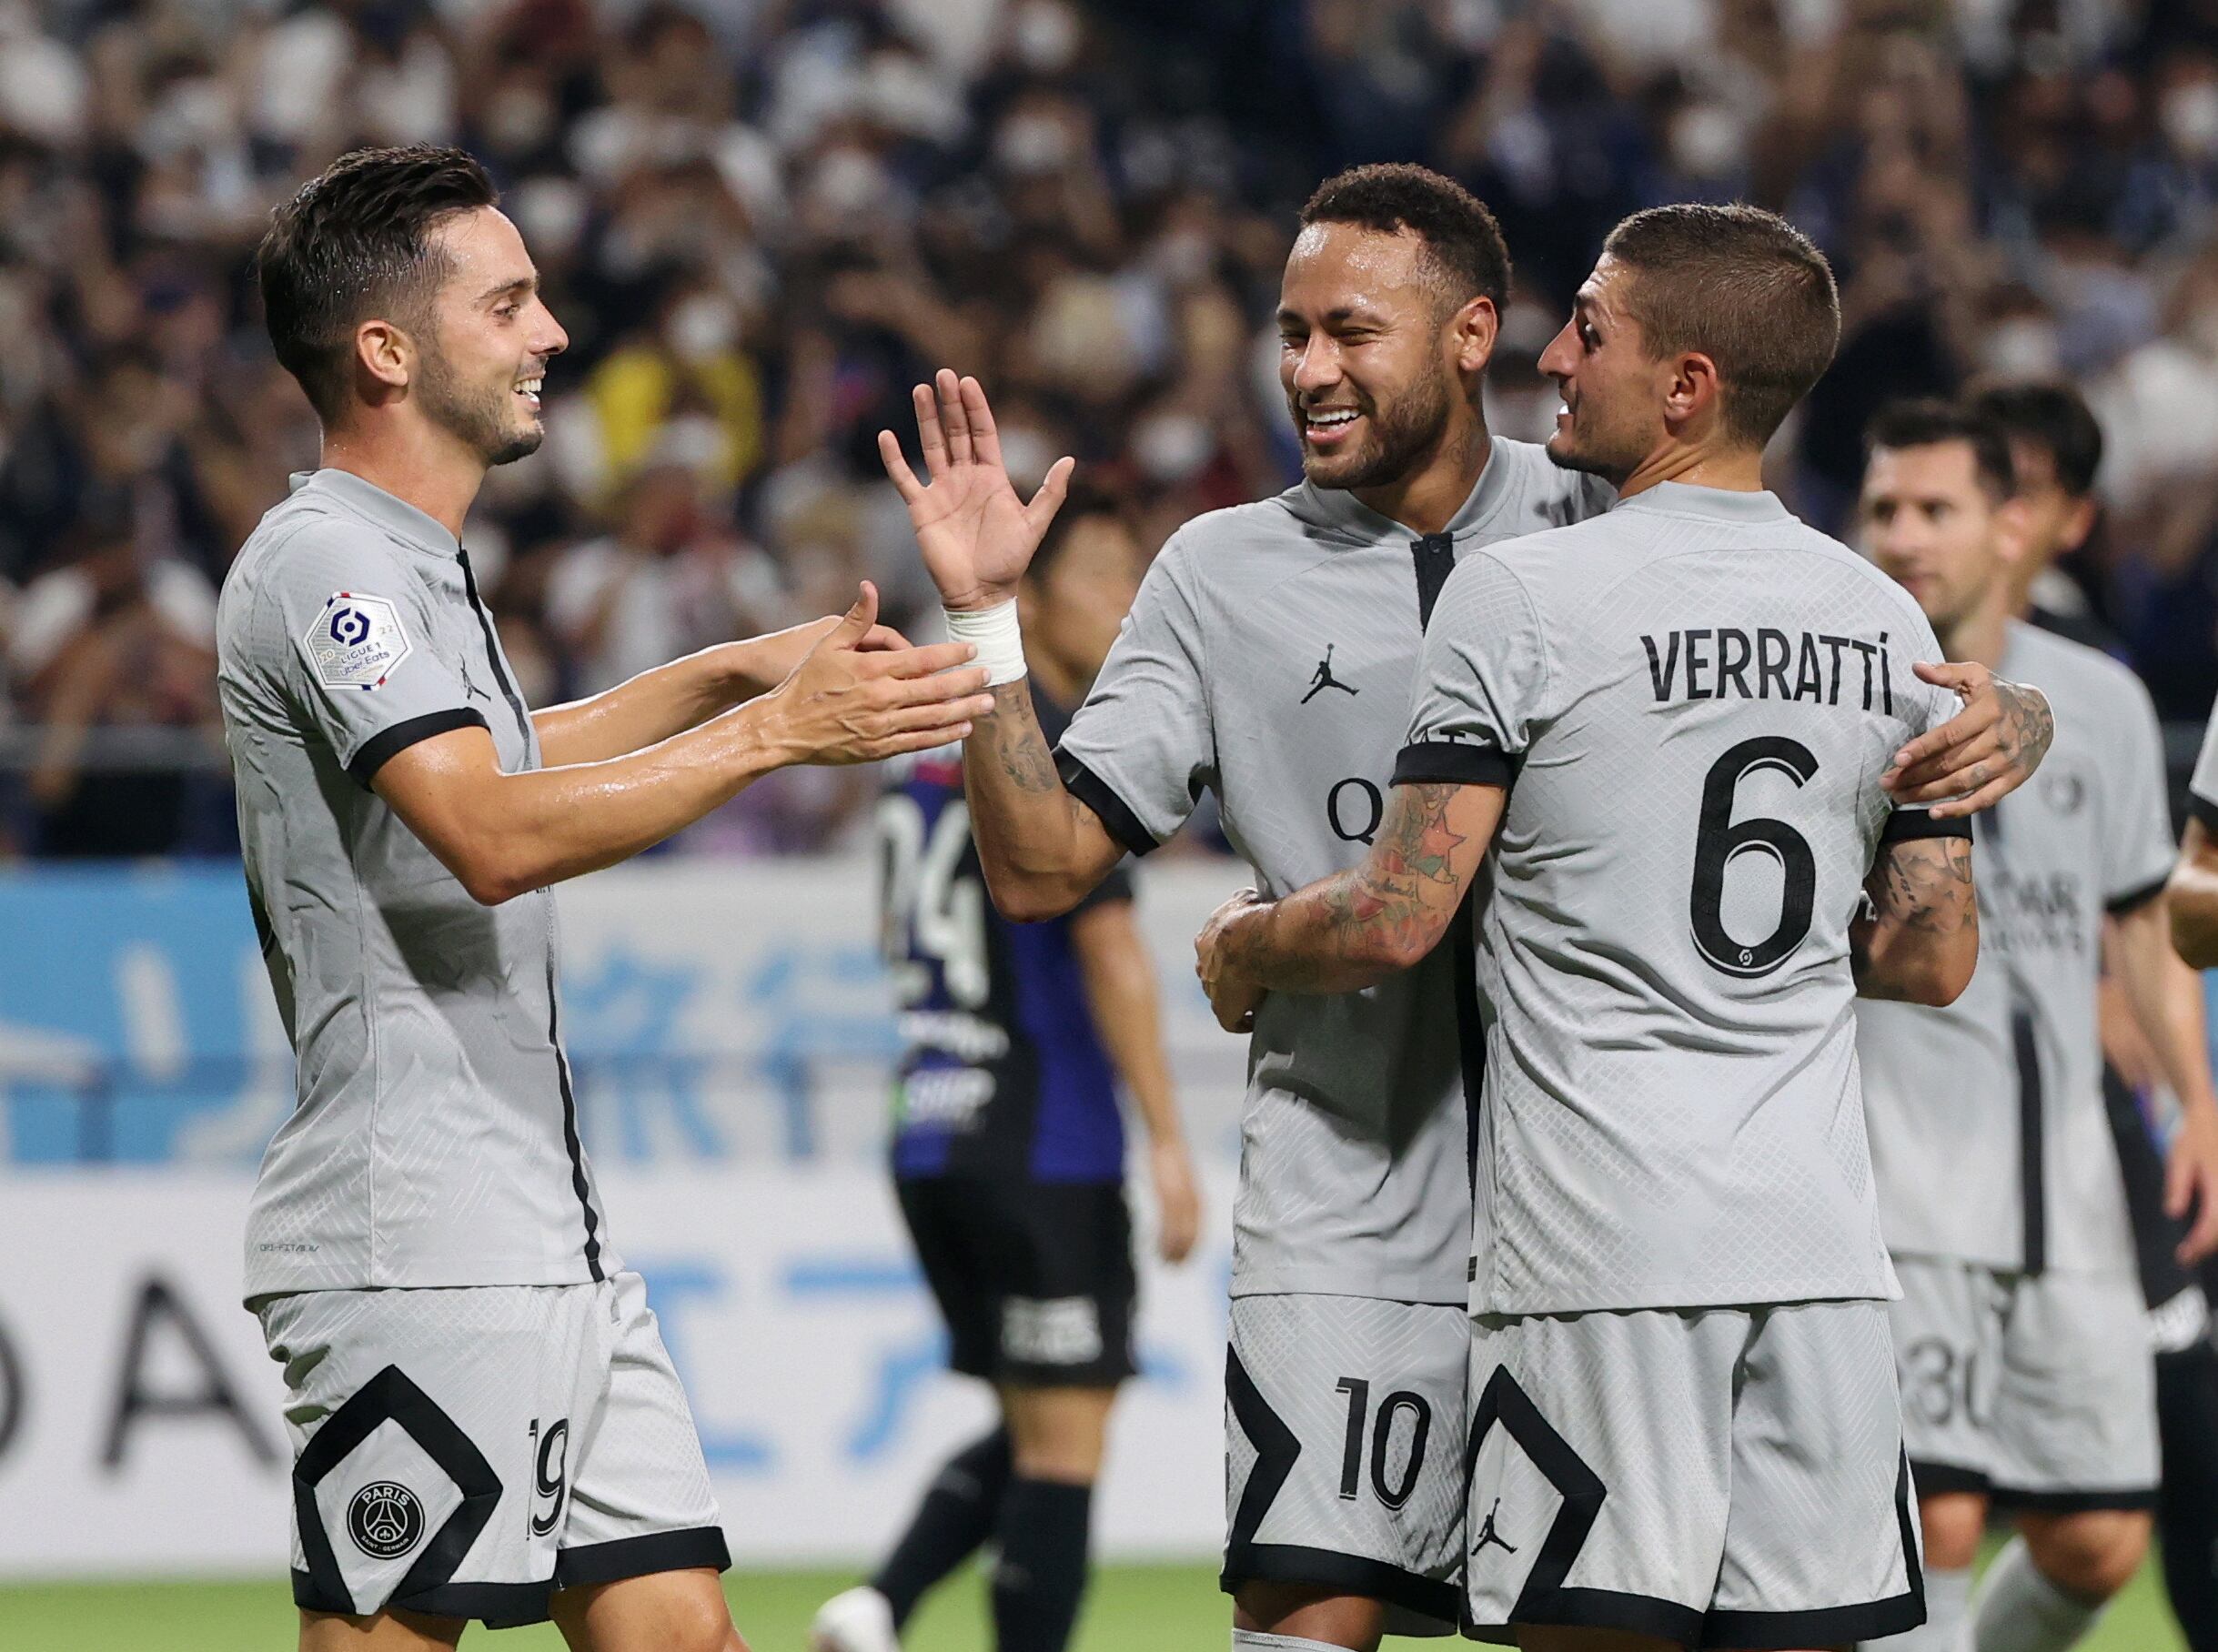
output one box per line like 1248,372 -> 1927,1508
0,1558 -> 2187,1651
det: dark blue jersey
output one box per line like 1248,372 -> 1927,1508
879,690 -> 1131,1184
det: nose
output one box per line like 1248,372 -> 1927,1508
1537,317 -> 1578,384
1288,335 -> 1341,397
531,297 -> 569,359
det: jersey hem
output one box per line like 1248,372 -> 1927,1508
1469,1282 -> 1899,1317
1392,740 -> 1516,790
347,706 -> 489,788
1228,1270 -> 1468,1307
1880,806 -> 1973,842
243,1259 -> 613,1303
1054,751 -> 1162,858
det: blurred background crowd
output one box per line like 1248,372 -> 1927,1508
0,0 -> 2213,857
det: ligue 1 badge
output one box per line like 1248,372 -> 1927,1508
305,592 -> 412,690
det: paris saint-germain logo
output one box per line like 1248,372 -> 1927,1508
348,1480 -> 426,1558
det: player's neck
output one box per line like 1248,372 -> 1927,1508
1941,598 -> 2011,670
1349,414 -> 1491,537
319,420 -> 487,543
1615,441 -> 1764,500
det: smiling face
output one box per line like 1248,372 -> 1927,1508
1276,222 -> 1481,492
1861,439 -> 2020,631
410,206 -> 568,467
1535,255 -> 1672,488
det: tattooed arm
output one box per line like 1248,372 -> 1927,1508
1195,782 -> 1504,1029
1850,835 -> 1980,1004
1882,664 -> 2054,819
961,680 -> 1130,921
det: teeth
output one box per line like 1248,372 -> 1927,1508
517,378 -> 543,394
1307,410 -> 1357,427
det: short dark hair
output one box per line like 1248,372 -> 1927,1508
1030,480 -> 1130,584
1299,164 -> 1512,313
1599,203 -> 1840,448
257,145 -> 499,420
1864,398 -> 2017,500
1966,379 -> 2103,498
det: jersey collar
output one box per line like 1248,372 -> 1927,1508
1284,434 -> 1527,544
288,468 -> 462,559
1613,482 -> 1790,524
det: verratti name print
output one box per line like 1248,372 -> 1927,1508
1640,626 -> 1898,713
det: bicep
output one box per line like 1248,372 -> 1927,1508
369,723 -> 510,883
1366,781 -> 1505,926
1864,833 -> 1977,934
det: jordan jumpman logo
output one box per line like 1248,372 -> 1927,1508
1301,644 -> 1358,704
1473,1497 -> 1517,1556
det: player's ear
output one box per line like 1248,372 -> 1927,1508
1450,294 -> 1499,377
1991,492 -> 2035,569
354,319 -> 413,397
1668,350 -> 1723,432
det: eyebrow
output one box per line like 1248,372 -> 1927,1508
479,274 -> 539,306
1276,304 -> 1385,327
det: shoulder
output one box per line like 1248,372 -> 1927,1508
2011,622 -> 2156,729
1490,438 -> 1617,525
1786,523 -> 1936,636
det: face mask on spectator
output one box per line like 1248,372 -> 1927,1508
511,176 -> 588,261
1012,1 -> 1082,73
1669,103 -> 1745,180
2162,82 -> 2218,163
669,295 -> 739,362
996,112 -> 1073,176
1134,412 -> 1214,485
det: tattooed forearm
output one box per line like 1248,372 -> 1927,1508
1852,834 -> 1979,1002
1217,784 -> 1475,992
973,679 -> 1059,792
1993,679 -> 2053,777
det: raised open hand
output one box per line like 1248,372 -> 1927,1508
879,368 -> 1074,612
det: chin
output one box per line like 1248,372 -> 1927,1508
487,426 -> 545,468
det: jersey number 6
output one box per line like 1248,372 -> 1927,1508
1690,736 -> 1820,979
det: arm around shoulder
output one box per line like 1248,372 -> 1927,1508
1853,827 -> 1979,1005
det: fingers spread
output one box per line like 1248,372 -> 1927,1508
878,429 -> 925,502
960,375 -> 1002,468
1024,455 -> 1076,536
913,382 -> 949,478
935,368 -> 973,466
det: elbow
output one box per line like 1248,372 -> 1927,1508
2169,883 -> 2218,971
983,864 -> 1087,925
1904,954 -> 1975,1007
459,866 -> 529,907
450,842 -> 539,907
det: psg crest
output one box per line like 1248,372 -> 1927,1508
348,1480 -> 426,1559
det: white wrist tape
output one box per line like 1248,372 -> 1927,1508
943,600 -> 1027,686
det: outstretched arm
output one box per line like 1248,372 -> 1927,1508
881,369 -> 1127,921
1882,662 -> 2054,818
532,616 -> 906,769
1195,781 -> 1503,1030
1850,833 -> 1979,1004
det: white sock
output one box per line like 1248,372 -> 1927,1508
1968,1536 -> 2104,1652
1860,1564 -> 1970,1652
1230,1632 -> 1356,1652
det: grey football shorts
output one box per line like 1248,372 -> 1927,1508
1464,1298 -> 1922,1648
1223,1293 -> 1469,1637
1890,1254 -> 2159,1510
257,1270 -> 729,1627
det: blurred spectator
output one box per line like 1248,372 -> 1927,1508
0,0 -> 2212,854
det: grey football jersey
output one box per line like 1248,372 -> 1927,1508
2191,701 -> 2218,830
1398,484 -> 1963,1315
1058,438 -> 1611,1305
219,469 -> 616,1298
1860,622 -> 2173,1275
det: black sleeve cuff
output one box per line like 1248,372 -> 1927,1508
1391,740 -> 1516,789
2108,876 -> 2170,918
1073,863 -> 1136,917
348,708 -> 489,789
1880,807 -> 1974,842
2192,793 -> 2218,836
1054,751 -> 1161,858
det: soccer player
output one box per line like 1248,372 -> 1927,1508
880,166 -> 2046,1652
1195,205 -> 1985,1650
1856,398 -> 2218,1652
221,146 -> 995,1652
812,488 -> 1201,1652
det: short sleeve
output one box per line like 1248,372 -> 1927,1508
1054,536 -> 1215,856
252,521 -> 486,788
2191,702 -> 2218,836
1391,551 -> 1548,790
2102,670 -> 2177,914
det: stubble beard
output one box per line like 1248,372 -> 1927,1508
1299,365 -> 1457,494
418,339 -> 543,468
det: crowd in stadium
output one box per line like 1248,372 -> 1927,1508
0,0 -> 2214,857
